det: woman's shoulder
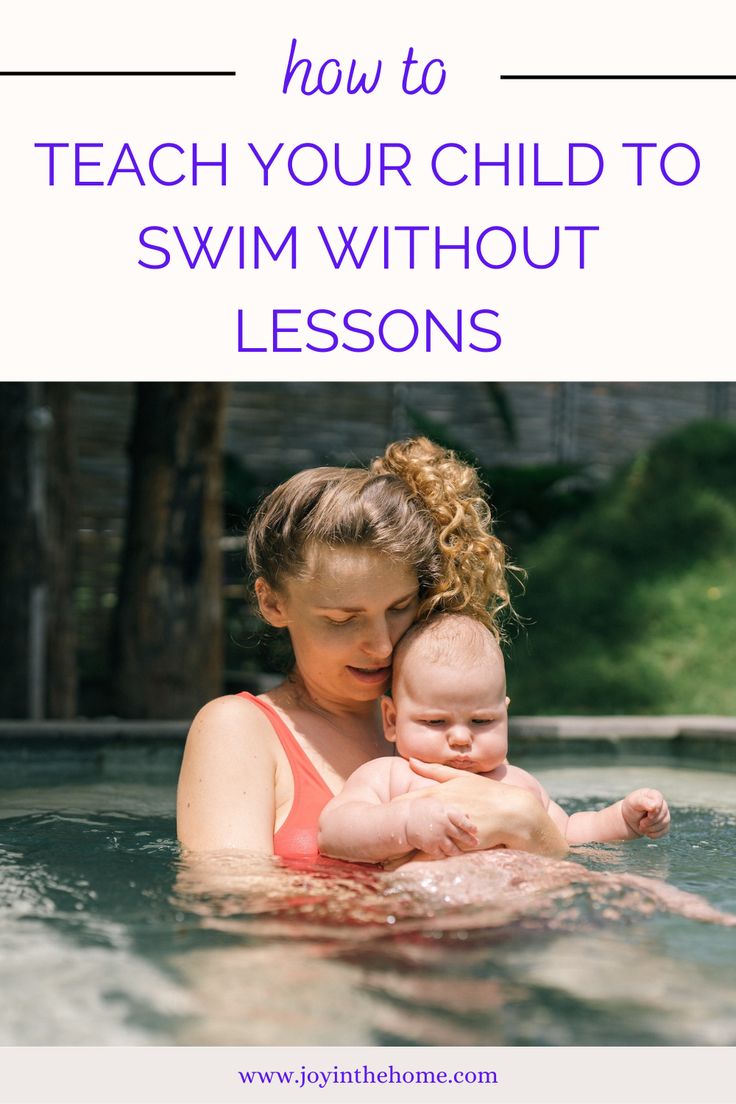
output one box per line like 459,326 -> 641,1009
178,694 -> 282,853
185,693 -> 282,752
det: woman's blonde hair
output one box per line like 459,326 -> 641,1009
247,437 -> 510,633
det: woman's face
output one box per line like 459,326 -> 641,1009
257,545 -> 420,708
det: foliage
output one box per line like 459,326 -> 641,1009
507,421 -> 736,715
403,399 -> 597,550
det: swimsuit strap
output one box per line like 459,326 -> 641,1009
238,691 -> 334,860
238,691 -> 333,800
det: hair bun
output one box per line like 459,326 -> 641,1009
372,438 -> 511,632
373,437 -> 488,528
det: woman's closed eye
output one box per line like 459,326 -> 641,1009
389,598 -> 416,613
323,595 -> 416,627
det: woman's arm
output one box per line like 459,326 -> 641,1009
408,760 -> 569,857
176,696 -> 277,853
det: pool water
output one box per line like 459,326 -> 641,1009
1,762 -> 735,1046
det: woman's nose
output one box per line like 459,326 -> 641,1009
360,619 -> 393,661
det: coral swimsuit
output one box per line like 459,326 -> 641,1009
238,692 -> 334,861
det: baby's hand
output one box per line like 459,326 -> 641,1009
622,788 -> 671,839
404,797 -> 478,857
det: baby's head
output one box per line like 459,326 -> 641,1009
382,613 -> 509,773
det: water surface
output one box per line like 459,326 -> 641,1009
1,763 -> 734,1045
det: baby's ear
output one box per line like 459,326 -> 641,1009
381,695 -> 398,742
505,696 -> 511,708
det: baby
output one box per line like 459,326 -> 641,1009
318,614 -> 670,863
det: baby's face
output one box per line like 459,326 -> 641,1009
383,657 -> 509,774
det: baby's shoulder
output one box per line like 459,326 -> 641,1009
489,759 -> 547,794
343,756 -> 432,801
490,761 -> 546,798
338,755 -> 399,802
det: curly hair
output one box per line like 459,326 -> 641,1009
247,437 -> 510,634
371,438 -> 510,629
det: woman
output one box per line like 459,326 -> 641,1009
177,438 -> 567,861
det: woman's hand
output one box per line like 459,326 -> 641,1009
406,759 -> 569,858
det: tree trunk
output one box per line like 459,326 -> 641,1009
46,385 -> 78,717
0,385 -> 34,717
112,383 -> 228,719
0,383 -> 77,718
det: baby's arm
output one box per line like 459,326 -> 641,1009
318,757 -> 477,863
498,765 -> 670,844
546,788 -> 671,844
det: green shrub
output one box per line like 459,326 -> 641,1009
508,421 -> 736,715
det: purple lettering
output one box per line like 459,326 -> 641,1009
192,143 -> 226,186
287,143 -> 328,185
305,309 -> 339,352
474,143 -> 511,186
334,143 -> 371,186
401,46 -> 446,94
564,225 -> 599,268
533,142 -> 563,186
522,226 -> 560,269
149,143 -> 186,186
660,142 -> 700,185
138,226 -> 170,269
426,309 -> 462,351
253,226 -> 297,268
272,309 -> 302,351
469,309 -> 502,352
237,310 -> 268,353
379,143 -> 412,185
622,142 -> 657,185
172,226 -> 233,269
282,39 -> 318,95
342,309 -> 374,352
569,143 -> 604,185
282,37 -> 381,95
379,309 -> 419,351
431,143 -> 468,185
476,227 -> 516,269
107,143 -> 146,186
394,225 -> 429,267
34,142 -> 69,185
75,143 -> 104,186
318,226 -> 378,268
435,226 -> 471,267
346,57 -> 382,95
248,143 -> 283,186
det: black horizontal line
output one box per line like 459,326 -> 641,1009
501,74 -> 736,80
0,70 -> 236,77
